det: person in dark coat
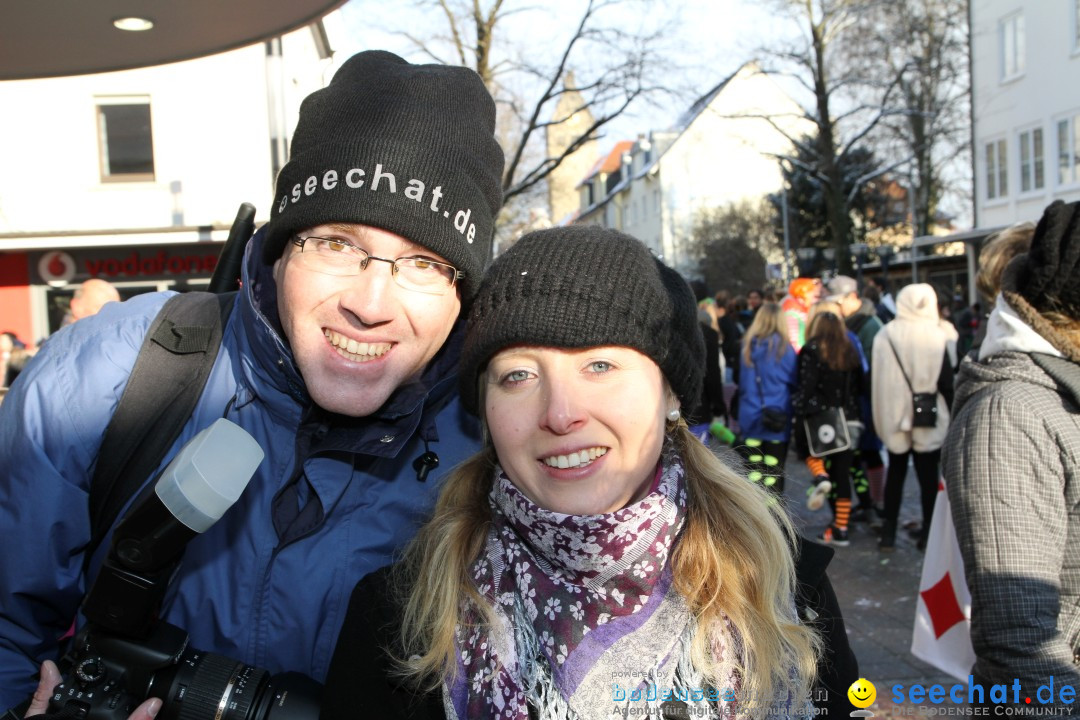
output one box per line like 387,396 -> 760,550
686,281 -> 728,437
793,311 -> 865,547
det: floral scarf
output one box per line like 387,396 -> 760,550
444,443 -> 738,719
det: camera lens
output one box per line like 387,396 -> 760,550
151,652 -> 265,720
149,651 -> 320,720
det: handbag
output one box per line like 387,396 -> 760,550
753,361 -> 788,432
803,407 -> 851,457
885,336 -> 939,428
762,406 -> 789,432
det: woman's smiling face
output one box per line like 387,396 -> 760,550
483,345 -> 672,516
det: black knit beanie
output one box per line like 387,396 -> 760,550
1018,199 -> 1080,316
460,226 -> 705,415
262,50 -> 505,299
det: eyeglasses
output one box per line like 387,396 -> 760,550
291,236 -> 462,296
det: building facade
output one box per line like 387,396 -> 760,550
971,0 -> 1080,228
573,63 -> 809,277
0,19 -> 339,344
544,74 -> 599,227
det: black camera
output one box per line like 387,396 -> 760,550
46,622 -> 321,720
12,421 -> 321,720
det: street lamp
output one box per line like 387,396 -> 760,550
822,248 -> 837,277
850,243 -> 869,286
875,245 -> 895,287
795,247 -> 819,277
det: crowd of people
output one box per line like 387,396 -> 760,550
693,266 -> 987,552
1,46 -> 1077,719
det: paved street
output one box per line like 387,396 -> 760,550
779,448 -> 963,716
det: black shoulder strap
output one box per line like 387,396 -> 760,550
85,291 -> 236,569
884,334 -> 915,393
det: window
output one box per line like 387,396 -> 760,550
584,181 -> 595,207
985,139 -> 1008,200
1019,128 -> 1045,192
1074,0 -> 1080,52
999,12 -> 1025,81
605,168 -> 621,195
96,96 -> 154,181
1058,114 -> 1080,186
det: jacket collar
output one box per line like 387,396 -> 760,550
979,293 -> 1062,361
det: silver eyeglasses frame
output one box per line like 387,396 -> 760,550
290,235 -> 462,296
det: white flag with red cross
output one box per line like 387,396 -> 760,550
911,478 -> 975,681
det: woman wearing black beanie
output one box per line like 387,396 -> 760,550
322,226 -> 853,719
944,200 -> 1080,706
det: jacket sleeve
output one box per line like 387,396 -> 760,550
937,348 -> 955,410
0,298 -> 160,710
943,384 -> 1080,697
702,325 -> 727,420
323,567 -> 444,720
870,332 -> 890,436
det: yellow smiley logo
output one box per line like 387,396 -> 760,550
848,678 -> 876,709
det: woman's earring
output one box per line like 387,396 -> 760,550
667,408 -> 681,422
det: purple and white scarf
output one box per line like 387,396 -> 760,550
444,444 -> 739,720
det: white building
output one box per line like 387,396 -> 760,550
574,63 -> 809,276
970,0 -> 1080,228
0,18 -> 340,342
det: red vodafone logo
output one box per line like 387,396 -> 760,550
38,251 -> 76,285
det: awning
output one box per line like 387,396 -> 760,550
0,0 -> 346,80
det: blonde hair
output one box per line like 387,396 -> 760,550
977,223 -> 1034,301
741,302 -> 788,367
808,300 -> 843,324
396,425 -> 820,711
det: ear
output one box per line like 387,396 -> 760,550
665,387 -> 681,422
272,252 -> 288,285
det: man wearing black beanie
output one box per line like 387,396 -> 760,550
0,50 -> 504,712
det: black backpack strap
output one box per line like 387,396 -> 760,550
85,291 -> 236,570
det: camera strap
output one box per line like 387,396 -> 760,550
84,290 -> 236,575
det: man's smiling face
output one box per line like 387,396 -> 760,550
273,222 -> 462,417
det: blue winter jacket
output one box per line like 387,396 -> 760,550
737,336 -> 798,442
0,228 -> 482,708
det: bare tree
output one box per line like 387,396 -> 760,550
864,0 -> 970,237
394,0 -> 672,211
751,0 -> 912,269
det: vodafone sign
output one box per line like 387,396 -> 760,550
38,251 -> 77,285
30,245 -> 219,285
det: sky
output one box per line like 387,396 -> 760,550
331,0 -> 791,149
327,0 -> 974,228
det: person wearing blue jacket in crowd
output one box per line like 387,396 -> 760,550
736,302 -> 798,493
0,50 -> 505,712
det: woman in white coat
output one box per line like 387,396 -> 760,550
871,283 -> 955,551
